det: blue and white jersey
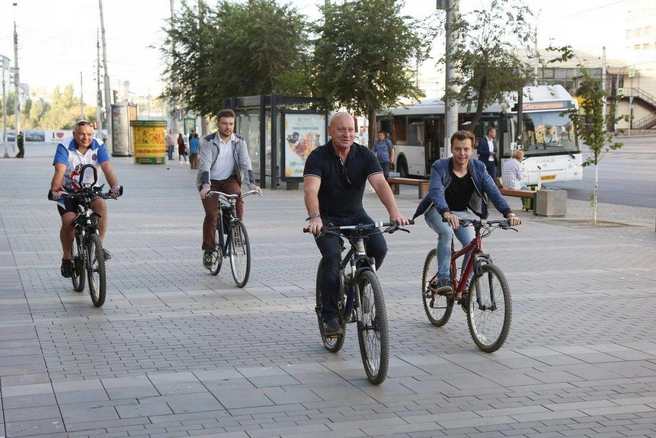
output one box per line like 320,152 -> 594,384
52,137 -> 110,192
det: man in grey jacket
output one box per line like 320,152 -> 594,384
197,109 -> 261,269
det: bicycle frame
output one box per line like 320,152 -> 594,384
449,230 -> 487,295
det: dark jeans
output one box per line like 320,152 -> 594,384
201,177 -> 243,251
483,160 -> 496,179
315,210 -> 388,321
379,161 -> 390,179
167,145 -> 174,160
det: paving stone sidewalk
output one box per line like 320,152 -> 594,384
0,152 -> 655,438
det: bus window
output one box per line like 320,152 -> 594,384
408,121 -> 424,146
393,117 -> 407,145
520,112 -> 579,156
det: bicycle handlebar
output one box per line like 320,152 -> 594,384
206,190 -> 259,200
303,220 -> 414,235
48,185 -> 123,201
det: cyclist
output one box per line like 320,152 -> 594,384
304,112 -> 410,336
413,130 -> 521,300
49,120 -> 121,278
198,109 -> 262,269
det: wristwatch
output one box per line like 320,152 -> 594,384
507,213 -> 516,218
307,212 -> 320,220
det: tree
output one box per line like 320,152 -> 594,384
311,0 -> 426,143
567,66 -> 627,224
445,0 -> 534,133
160,0 -> 311,118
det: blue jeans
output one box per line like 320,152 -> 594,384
315,210 -> 387,321
424,207 -> 476,281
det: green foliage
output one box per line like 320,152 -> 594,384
160,0 -> 311,117
446,0 -> 534,132
312,0 -> 426,143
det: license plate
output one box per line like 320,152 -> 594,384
541,175 -> 556,181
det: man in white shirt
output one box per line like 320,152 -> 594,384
476,127 -> 498,178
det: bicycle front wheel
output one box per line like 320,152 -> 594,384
85,233 -> 106,307
210,228 -> 223,276
229,220 -> 251,287
421,249 -> 454,327
72,234 -> 86,292
315,260 -> 345,353
356,269 -> 389,385
467,263 -> 512,353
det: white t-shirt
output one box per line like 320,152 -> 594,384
487,137 -> 495,161
210,134 -> 236,181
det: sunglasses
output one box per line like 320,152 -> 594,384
75,120 -> 93,128
338,157 -> 351,187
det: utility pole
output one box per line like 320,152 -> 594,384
1,55 -> 8,158
80,72 -> 84,119
169,0 -> 181,135
601,46 -> 607,125
13,6 -> 20,151
96,29 -> 103,137
443,0 -> 460,158
99,0 -> 112,149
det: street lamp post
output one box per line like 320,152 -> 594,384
1,55 -> 9,158
13,2 -> 20,151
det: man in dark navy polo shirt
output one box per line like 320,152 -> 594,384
303,112 -> 410,336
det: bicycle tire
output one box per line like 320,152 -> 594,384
421,249 -> 454,327
72,234 -> 86,292
467,263 -> 512,353
210,228 -> 223,276
356,269 -> 389,385
86,233 -> 106,307
229,220 -> 251,287
315,259 -> 345,353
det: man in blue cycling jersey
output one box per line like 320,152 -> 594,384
50,120 -> 121,278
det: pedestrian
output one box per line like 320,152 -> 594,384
189,132 -> 200,169
197,109 -> 262,270
177,133 -> 187,164
166,129 -> 176,160
15,131 -> 24,158
501,149 -> 527,190
476,127 -> 498,178
303,112 -> 411,336
372,130 -> 395,179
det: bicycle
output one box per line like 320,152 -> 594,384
206,190 -> 258,287
51,164 -> 121,308
421,219 -> 516,353
305,221 -> 411,385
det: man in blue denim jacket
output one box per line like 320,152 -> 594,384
413,130 -> 521,299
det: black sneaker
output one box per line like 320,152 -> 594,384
61,259 -> 73,278
203,251 -> 213,269
102,249 -> 112,260
324,317 -> 343,336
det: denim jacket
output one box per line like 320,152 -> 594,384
413,158 -> 512,219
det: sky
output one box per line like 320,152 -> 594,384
0,0 -> 629,103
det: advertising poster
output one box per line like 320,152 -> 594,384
111,103 -> 130,156
283,112 -> 326,179
131,120 -> 167,164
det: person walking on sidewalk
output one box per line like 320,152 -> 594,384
49,120 -> 121,278
15,131 -> 24,158
166,129 -> 176,160
414,130 -> 520,300
177,133 -> 187,164
372,130 -> 395,180
197,109 -> 261,269
477,127 -> 498,178
189,132 -> 200,169
303,112 -> 410,336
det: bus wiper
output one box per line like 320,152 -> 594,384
546,143 -> 576,158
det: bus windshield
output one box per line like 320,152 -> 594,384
519,111 -> 579,157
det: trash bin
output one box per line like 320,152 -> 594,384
535,188 -> 567,217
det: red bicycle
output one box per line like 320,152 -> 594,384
421,219 -> 516,352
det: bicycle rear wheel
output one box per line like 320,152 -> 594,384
72,234 -> 86,292
315,260 -> 345,353
85,233 -> 106,307
421,249 -> 454,327
467,263 -> 512,353
356,269 -> 389,385
210,228 -> 223,276
229,220 -> 251,287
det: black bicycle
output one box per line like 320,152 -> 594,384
306,221 -> 411,385
206,190 -> 258,287
51,164 -> 121,307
